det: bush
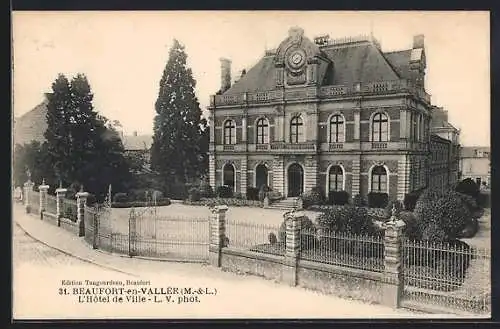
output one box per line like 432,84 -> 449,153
187,187 -> 201,202
113,192 -> 129,203
234,192 -> 244,200
352,194 -> 367,207
367,192 -> 389,208
316,205 -> 379,236
216,185 -> 233,198
459,218 -> 479,238
403,189 -> 424,211
328,190 -> 349,205
167,182 -> 188,200
112,198 -> 171,208
455,178 -> 480,199
198,181 -> 214,198
416,191 -> 472,241
86,193 -> 97,206
477,192 -> 491,208
301,187 -> 325,209
399,211 -> 421,240
246,187 -> 260,201
383,199 -> 404,219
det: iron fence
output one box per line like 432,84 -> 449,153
402,238 -> 491,314
225,220 -> 285,256
62,198 -> 78,222
46,194 -> 58,215
299,229 -> 385,272
29,190 -> 40,214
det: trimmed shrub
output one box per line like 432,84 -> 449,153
367,192 -> 389,208
455,178 -> 480,199
216,185 -> 233,198
399,211 -> 421,241
113,192 -> 129,203
246,187 -> 260,201
301,187 -> 325,209
187,187 -> 201,202
316,205 -> 378,236
383,199 -> 404,219
328,190 -> 349,205
112,198 -> 171,208
459,218 -> 479,238
352,194 -> 367,207
403,189 -> 424,211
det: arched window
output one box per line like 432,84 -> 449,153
328,165 -> 344,192
371,165 -> 387,193
256,118 -> 269,144
223,163 -> 235,189
329,114 -> 344,143
372,112 -> 389,142
223,120 -> 236,145
290,116 -> 303,144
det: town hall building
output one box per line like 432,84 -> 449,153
207,27 -> 458,201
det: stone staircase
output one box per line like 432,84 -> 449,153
267,197 -> 301,211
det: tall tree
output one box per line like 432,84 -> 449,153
44,74 -> 72,185
151,39 -> 207,189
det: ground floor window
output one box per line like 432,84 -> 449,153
223,164 -> 235,190
371,165 -> 387,193
328,165 -> 343,191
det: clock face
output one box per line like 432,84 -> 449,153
287,49 -> 306,70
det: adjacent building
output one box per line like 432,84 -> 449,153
208,27 -> 458,201
13,94 -> 49,146
459,146 -> 490,188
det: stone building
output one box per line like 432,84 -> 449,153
459,146 -> 490,188
207,27 -> 456,201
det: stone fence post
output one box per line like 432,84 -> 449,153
209,205 -> 228,268
382,207 -> 406,308
23,180 -> 34,213
55,187 -> 67,226
76,190 -> 89,237
38,180 -> 49,218
283,210 -> 301,286
128,208 -> 137,256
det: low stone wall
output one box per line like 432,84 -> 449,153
221,248 -> 285,283
297,259 -> 383,304
59,217 -> 79,235
41,211 -> 59,226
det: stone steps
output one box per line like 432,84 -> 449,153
267,198 -> 301,210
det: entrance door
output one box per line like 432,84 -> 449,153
255,164 -> 268,189
287,163 -> 304,197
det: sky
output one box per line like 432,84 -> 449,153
12,11 -> 490,146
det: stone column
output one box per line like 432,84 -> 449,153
397,155 -> 410,201
272,156 -> 285,195
76,190 -> 89,237
23,180 -> 34,213
283,211 -> 301,286
304,155 -> 318,191
55,187 -> 67,222
209,154 -> 216,188
209,205 -> 228,268
38,180 -> 50,218
351,159 -> 360,197
382,208 -> 406,308
240,157 -> 247,198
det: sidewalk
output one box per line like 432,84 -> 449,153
13,203 -> 462,319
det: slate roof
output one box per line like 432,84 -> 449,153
121,134 -> 153,151
222,39 -> 410,96
13,98 -> 48,146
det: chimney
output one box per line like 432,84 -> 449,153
220,58 -> 232,93
413,34 -> 424,49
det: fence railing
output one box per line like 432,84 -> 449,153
62,199 -> 78,222
29,190 -> 40,214
46,194 -> 58,215
299,229 -> 384,272
402,238 -> 491,314
225,220 -> 285,256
